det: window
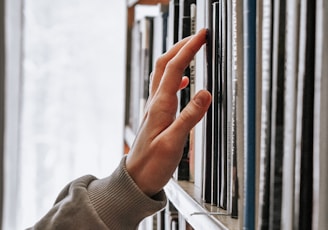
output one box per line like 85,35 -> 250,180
3,1 -> 126,229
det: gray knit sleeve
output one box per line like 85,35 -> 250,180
88,155 -> 167,230
27,156 -> 167,230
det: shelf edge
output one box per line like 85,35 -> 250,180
127,0 -> 170,8
164,179 -> 231,230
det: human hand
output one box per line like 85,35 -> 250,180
126,29 -> 211,197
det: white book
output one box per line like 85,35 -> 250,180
225,0 -> 233,214
293,0 -> 308,227
280,0 -> 300,229
257,0 -> 272,228
312,0 -> 328,229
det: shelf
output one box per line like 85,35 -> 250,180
125,124 -> 240,229
127,0 -> 169,30
164,179 -> 239,230
127,0 -> 169,8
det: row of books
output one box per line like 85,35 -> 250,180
126,0 -> 198,181
203,0 -> 236,213
257,0 -> 328,229
127,0 -> 240,223
125,0 -> 328,229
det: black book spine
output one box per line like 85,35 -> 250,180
298,1 -> 315,229
268,0 -> 286,228
211,0 -> 221,206
178,0 -> 195,180
203,0 -> 214,203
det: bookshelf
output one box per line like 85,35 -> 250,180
124,129 -> 239,230
127,0 -> 169,27
124,1 -> 243,229
124,0 -> 328,229
165,180 -> 238,230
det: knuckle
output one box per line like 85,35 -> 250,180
155,55 -> 167,70
157,136 -> 175,151
166,60 -> 184,74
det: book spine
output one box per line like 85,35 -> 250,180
230,0 -> 239,218
312,0 -> 328,229
202,0 -> 213,203
177,0 -> 196,181
188,2 -> 197,183
268,0 -> 286,229
211,0 -> 220,206
225,0 -> 233,214
294,1 -> 316,229
257,0 -> 273,228
280,0 -> 299,228
219,0 -> 228,210
243,0 -> 257,229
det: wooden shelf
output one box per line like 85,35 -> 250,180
127,0 -> 169,8
127,0 -> 170,27
165,180 -> 239,230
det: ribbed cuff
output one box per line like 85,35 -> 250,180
88,156 -> 167,230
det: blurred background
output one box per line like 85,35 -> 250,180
2,0 -> 126,229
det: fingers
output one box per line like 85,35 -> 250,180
150,36 -> 192,97
167,90 -> 212,139
144,76 -> 188,117
158,29 -> 207,96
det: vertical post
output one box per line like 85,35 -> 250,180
0,0 -> 5,227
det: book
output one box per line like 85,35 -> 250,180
167,0 -> 180,48
165,202 -> 179,230
129,20 -> 142,134
312,1 -> 328,229
177,0 -> 196,181
139,17 -> 154,126
268,0 -> 286,229
225,0 -> 233,213
230,0 -> 239,218
193,0 -> 207,191
280,0 -> 299,228
152,13 -> 165,68
219,0 -> 228,210
202,0 -> 214,204
295,1 -> 315,229
209,0 -> 221,206
188,2 -> 197,183
242,0 -> 257,229
257,0 -> 273,228
293,1 -> 307,226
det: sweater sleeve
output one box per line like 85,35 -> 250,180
87,156 -> 167,229
27,156 -> 167,230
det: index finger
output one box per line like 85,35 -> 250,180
158,28 -> 207,96
150,36 -> 192,97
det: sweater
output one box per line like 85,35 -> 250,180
27,156 -> 167,230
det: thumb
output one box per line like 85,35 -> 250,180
170,90 -> 212,137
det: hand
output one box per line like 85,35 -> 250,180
126,29 -> 212,197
